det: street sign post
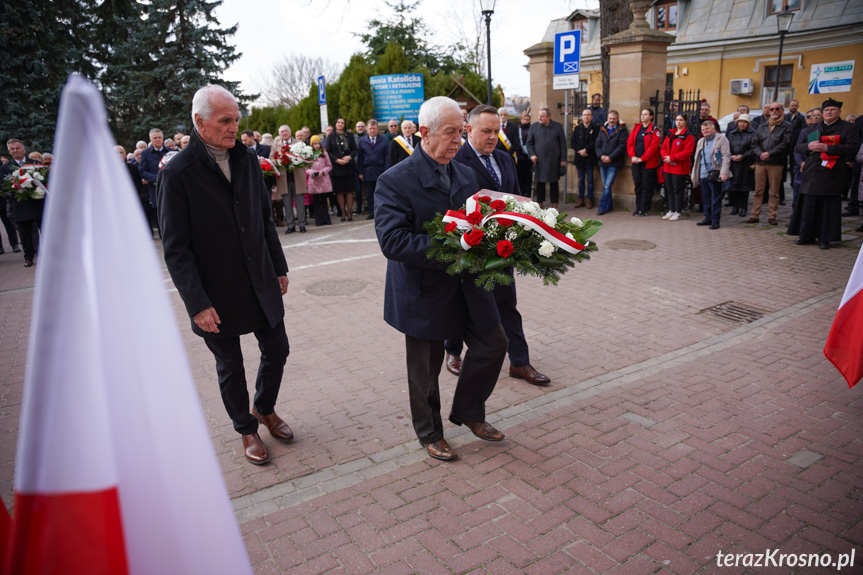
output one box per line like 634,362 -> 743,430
553,30 -> 581,203
318,75 -> 328,134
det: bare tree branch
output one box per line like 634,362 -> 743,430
257,54 -> 343,108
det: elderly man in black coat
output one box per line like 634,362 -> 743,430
158,85 -> 292,466
375,96 -> 508,462
527,107 -> 567,209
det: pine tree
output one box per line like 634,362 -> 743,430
0,0 -> 96,151
339,54 -> 374,124
102,0 -> 248,146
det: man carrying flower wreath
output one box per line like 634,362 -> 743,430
444,105 -> 551,386
2,139 -> 41,266
374,96 -> 509,462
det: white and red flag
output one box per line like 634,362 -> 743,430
2,75 -> 252,574
825,245 -> 863,388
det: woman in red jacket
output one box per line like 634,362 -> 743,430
627,109 -> 662,216
660,114 -> 696,221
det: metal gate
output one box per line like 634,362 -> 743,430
650,88 -> 701,137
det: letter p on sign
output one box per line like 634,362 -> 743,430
553,31 -> 580,76
560,37 -> 575,62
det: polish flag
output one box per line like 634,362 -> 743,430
824,245 -> 863,388
2,75 -> 252,574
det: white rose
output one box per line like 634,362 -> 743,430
570,217 -> 583,227
543,213 -> 557,227
22,180 -> 32,188
565,232 -> 574,240
546,207 -> 559,217
538,240 -> 555,257
506,230 -> 517,241
34,172 -> 44,181
501,194 -> 513,203
521,201 -> 539,214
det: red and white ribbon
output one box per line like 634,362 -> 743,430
13,165 -> 48,197
442,192 -> 587,254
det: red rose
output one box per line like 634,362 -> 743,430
490,199 -> 506,211
479,195 -> 492,204
497,218 -> 513,227
466,211 -> 483,225
464,229 -> 485,247
497,240 -> 514,258
445,221 -> 458,233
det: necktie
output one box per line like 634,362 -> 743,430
437,165 -> 450,190
371,137 -> 375,145
482,155 -> 500,189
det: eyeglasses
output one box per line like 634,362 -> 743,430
770,106 -> 783,111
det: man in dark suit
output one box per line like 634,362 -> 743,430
388,120 -> 421,167
1,139 -> 34,262
241,129 -> 270,158
159,85 -> 292,466
356,119 -> 390,221
445,104 -> 551,387
374,96 -> 508,462
138,128 -> 168,235
495,107 -> 520,161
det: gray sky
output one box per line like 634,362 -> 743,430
215,0 -> 597,105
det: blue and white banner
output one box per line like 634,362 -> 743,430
370,73 -> 424,123
809,60 -> 854,94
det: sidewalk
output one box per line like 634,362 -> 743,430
0,202 -> 861,573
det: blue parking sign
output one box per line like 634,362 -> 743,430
317,76 -> 326,105
553,31 -> 581,76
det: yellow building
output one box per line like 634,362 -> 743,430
528,1 -> 863,121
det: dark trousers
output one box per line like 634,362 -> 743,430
516,159 -> 533,197
632,164 -> 657,213
576,161 -> 595,199
204,321 -> 290,435
535,181 -> 559,204
406,322 -> 507,444
700,178 -> 725,223
445,279 -> 528,366
666,173 -> 687,213
354,175 -> 364,213
0,201 -> 19,249
311,194 -> 332,226
364,179 -> 377,219
16,219 -> 40,261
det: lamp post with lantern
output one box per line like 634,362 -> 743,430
480,0 -> 496,105
773,10 -> 795,102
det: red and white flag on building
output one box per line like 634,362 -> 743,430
2,75 -> 252,574
825,245 -> 863,389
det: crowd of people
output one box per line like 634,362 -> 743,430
568,95 -> 863,246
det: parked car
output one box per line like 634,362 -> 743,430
718,110 -> 763,133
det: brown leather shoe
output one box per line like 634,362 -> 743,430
423,439 -> 456,461
586,198 -> 593,209
242,433 -> 269,465
574,198 -> 584,208
449,417 -> 505,441
746,217 -> 759,224
509,364 -> 551,386
252,408 -> 294,441
445,353 -> 462,376
768,217 -> 777,226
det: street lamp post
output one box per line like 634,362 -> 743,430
480,0 -> 496,105
773,10 -> 795,102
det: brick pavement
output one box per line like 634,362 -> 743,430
0,202 -> 861,573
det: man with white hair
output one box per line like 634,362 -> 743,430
374,96 -> 508,462
388,119 -> 420,167
158,84 -> 293,466
138,128 -> 167,235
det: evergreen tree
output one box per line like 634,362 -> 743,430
0,0 -> 96,151
339,54 -> 374,124
374,43 -> 410,76
102,0 -> 249,146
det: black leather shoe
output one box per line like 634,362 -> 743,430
242,433 -> 269,465
445,353 -> 462,376
843,209 -> 859,217
299,226 -> 306,233
696,219 -> 711,226
284,226 -> 295,234
796,239 -> 815,245
857,224 -> 863,233
449,416 -> 505,441
11,245 -> 20,253
423,439 -> 456,461
23,259 -> 34,267
509,364 -> 551,385
709,222 -> 720,230
820,242 -> 830,250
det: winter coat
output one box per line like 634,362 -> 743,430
691,133 -> 731,184
752,120 -> 793,165
626,122 -> 662,170
526,120 -> 567,183
660,128 -> 695,176
726,127 -> 756,190
595,124 -> 629,169
305,153 -> 333,194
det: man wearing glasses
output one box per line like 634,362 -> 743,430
747,102 -> 792,225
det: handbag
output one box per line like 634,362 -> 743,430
707,169 -> 721,183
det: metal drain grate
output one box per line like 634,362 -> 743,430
605,239 -> 657,251
306,279 -> 366,296
701,301 -> 766,324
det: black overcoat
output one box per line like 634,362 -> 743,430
526,120 -> 567,183
374,147 -> 500,341
157,130 -> 288,339
726,127 -> 756,191
796,120 -> 861,197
